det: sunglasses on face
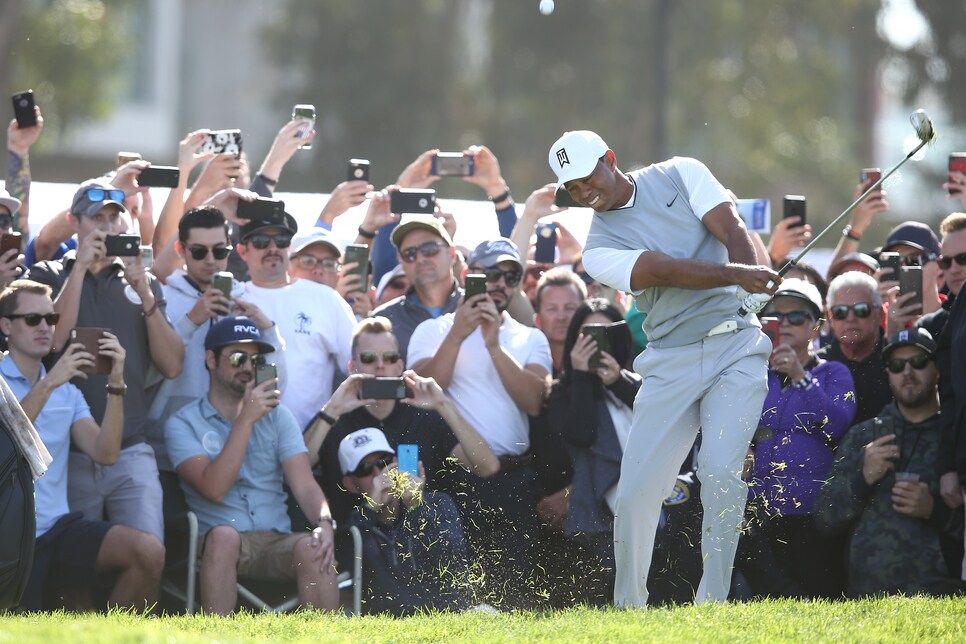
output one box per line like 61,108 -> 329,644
763,310 -> 814,326
294,255 -> 340,272
0,214 -> 12,229
885,353 -> 933,374
351,454 -> 395,478
187,245 -> 232,261
472,267 -> 522,288
357,351 -> 401,365
84,188 -> 126,203
829,303 -> 873,320
900,252 -> 937,267
937,252 -> 966,270
223,351 -> 263,368
245,234 -> 292,250
5,312 -> 60,326
399,241 -> 447,263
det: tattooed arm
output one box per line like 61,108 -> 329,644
6,106 -> 44,236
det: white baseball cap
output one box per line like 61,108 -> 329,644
773,278 -> 824,318
289,227 -> 343,257
548,130 -> 609,188
339,427 -> 395,475
0,188 -> 22,217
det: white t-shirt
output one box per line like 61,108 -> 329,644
407,312 -> 552,457
238,279 -> 355,429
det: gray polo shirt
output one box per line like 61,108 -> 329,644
371,280 -> 462,361
27,252 -> 169,448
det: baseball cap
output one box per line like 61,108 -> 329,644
467,238 -> 523,270
71,180 -> 128,217
0,188 -> 22,217
548,130 -> 609,188
290,227 -> 343,257
375,263 -> 408,301
239,209 -> 298,241
883,327 -> 937,361
827,252 -> 880,280
203,315 -> 275,354
882,221 -> 941,256
390,214 -> 453,249
339,427 -> 395,476
772,278 -> 824,318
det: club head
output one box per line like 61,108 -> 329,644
910,109 -> 937,144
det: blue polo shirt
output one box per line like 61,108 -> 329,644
165,396 -> 307,535
0,355 -> 92,537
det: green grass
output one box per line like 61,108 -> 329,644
2,597 -> 966,643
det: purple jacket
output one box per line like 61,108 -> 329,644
749,358 -> 857,516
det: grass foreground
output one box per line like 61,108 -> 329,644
2,597 -> 966,643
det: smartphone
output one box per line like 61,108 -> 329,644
138,165 -> 181,188
397,443 -> 419,476
347,158 -> 370,182
343,244 -> 370,291
292,104 -> 315,150
201,129 -> 243,155
464,274 -> 487,301
390,189 -> 436,215
431,152 -> 475,177
71,327 -> 112,375
0,232 -> 23,257
783,195 -> 806,228
139,246 -> 154,270
237,197 -> 285,220
534,223 -> 558,264
760,317 -> 781,350
255,362 -> 277,387
104,234 -> 141,257
949,154 -> 966,194
11,90 -> 36,128
582,323 -> 611,370
212,272 -> 234,299
898,266 -> 923,316
361,377 -> 409,400
860,167 -> 882,187
878,252 -> 901,283
554,187 -> 581,208
116,151 -> 142,168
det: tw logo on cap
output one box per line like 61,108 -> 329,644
556,148 -> 570,168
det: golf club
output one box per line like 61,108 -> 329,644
738,109 -> 938,316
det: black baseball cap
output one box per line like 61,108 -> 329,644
239,210 -> 298,241
882,327 -> 937,361
204,316 -> 275,354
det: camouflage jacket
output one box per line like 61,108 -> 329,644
814,402 -> 964,598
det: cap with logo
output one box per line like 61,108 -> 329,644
71,180 -> 128,217
204,315 -> 275,354
290,227 -> 343,257
390,214 -> 453,249
883,327 -> 937,361
467,238 -> 523,270
882,221 -> 941,256
547,130 -> 609,188
339,427 -> 395,475
239,207 -> 298,241
0,188 -> 22,217
772,278 -> 824,319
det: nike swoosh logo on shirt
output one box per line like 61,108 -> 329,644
666,195 -> 678,207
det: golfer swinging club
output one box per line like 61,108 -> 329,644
548,131 -> 780,608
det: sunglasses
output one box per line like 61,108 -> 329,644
84,188 -> 126,203
937,252 -> 966,270
351,454 -> 395,478
5,312 -> 60,326
358,351 -> 401,365
829,303 -> 873,320
187,245 -> 232,261
223,351 -> 263,368
400,241 -> 448,263
900,252 -> 937,267
0,214 -> 12,228
245,234 -> 292,250
763,311 -> 814,326
472,267 -> 523,288
294,255 -> 341,272
885,353 -> 933,374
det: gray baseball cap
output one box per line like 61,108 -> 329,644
467,238 -> 523,270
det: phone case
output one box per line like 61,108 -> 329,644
950,154 -> 966,194
534,223 -> 557,264
878,252 -> 901,282
255,363 -> 277,387
0,232 -> 23,257
212,272 -> 233,299
347,159 -> 370,182
201,129 -> 242,155
464,274 -> 487,300
105,234 -> 141,257
783,195 -> 806,228
11,90 -> 36,128
431,153 -> 475,177
898,266 -> 923,314
760,317 -> 781,349
582,324 -> 610,369
71,327 -> 113,375
138,166 -> 181,188
343,244 -> 370,289
236,198 -> 284,221
361,377 -> 408,400
397,444 -> 419,476
389,189 -> 436,215
860,168 -> 881,186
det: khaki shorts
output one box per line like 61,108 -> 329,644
201,529 -> 309,580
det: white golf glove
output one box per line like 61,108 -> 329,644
736,287 -> 772,314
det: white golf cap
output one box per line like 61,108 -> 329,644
0,188 -> 22,217
772,278 -> 824,318
289,227 -> 343,257
339,427 -> 395,475
548,130 -> 609,188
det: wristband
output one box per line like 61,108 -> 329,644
357,226 -> 376,240
256,173 -> 278,187
792,372 -> 812,390
488,189 -> 511,203
144,300 -> 159,318
106,384 -> 128,397
843,225 -> 862,242
316,409 -> 338,425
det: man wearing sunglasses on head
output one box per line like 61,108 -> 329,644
408,237 -> 552,606
304,316 -> 498,529
815,327 -> 964,598
821,271 -> 893,425
25,179 -> 184,544
235,209 -> 355,431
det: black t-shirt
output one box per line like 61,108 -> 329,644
318,403 -> 459,523
820,335 -> 893,425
